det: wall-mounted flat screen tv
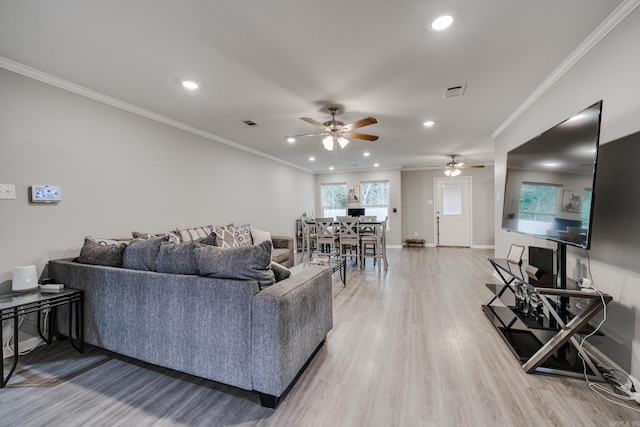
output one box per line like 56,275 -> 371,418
502,101 -> 602,249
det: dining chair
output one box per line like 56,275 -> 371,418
315,217 -> 338,258
337,216 -> 360,266
360,217 -> 385,272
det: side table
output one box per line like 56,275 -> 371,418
1,288 -> 84,387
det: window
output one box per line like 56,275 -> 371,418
321,183 -> 346,218
518,182 -> 559,234
361,181 -> 389,222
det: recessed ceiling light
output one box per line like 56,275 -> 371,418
309,157 -> 316,161
286,137 -> 296,143
423,120 -> 435,127
431,15 -> 453,31
374,163 -> 380,168
363,152 -> 371,157
329,166 -> 334,171
182,81 -> 199,90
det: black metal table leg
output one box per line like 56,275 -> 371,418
1,308 -> 20,388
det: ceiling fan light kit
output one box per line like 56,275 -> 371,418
285,106 -> 378,155
443,155 -> 485,176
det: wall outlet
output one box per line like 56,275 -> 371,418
0,184 -> 16,200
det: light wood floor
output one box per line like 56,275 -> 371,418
2,247 -> 639,426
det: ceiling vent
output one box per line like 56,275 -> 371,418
242,120 -> 259,127
443,84 -> 467,98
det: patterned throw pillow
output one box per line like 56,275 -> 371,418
212,225 -> 239,248
234,222 -> 253,247
178,225 -> 213,242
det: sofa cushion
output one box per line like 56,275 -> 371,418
234,222 -> 253,247
250,228 -> 271,246
195,240 -> 275,289
271,248 -> 290,265
122,236 -> 168,271
212,224 -> 238,248
132,230 -> 181,244
270,261 -> 291,282
179,225 -> 213,242
156,241 -> 202,275
78,237 -> 127,267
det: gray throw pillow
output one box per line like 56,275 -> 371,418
196,232 -> 217,246
271,261 -> 291,282
195,240 -> 275,289
156,241 -> 202,275
122,236 -> 168,271
78,238 -> 127,267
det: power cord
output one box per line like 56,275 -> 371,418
579,249 -> 640,413
3,305 -> 49,357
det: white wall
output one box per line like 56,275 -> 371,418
0,68 -> 316,287
494,7 -> 640,375
314,169 -> 402,246
402,167 -> 495,247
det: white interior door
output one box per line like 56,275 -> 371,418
435,177 -> 472,247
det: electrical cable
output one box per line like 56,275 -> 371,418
579,248 -> 640,413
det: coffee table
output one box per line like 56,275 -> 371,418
304,257 -> 346,286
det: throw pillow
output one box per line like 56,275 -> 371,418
179,225 -> 213,242
270,261 -> 291,282
212,225 -> 238,249
196,232 -> 217,246
195,240 -> 275,289
122,236 -> 168,271
132,230 -> 181,244
77,237 -> 127,267
156,241 -> 202,275
250,228 -> 271,246
234,222 -> 253,247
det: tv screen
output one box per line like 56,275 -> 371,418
502,101 -> 602,249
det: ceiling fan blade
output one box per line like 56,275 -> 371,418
460,165 -> 485,168
342,117 -> 378,131
285,132 -> 329,139
343,132 -> 379,141
300,117 -> 330,131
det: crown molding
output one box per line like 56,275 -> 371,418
0,56 -> 314,174
491,0 -> 640,140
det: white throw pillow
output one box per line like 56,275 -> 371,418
251,228 -> 271,246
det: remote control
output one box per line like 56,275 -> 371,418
40,284 -> 64,291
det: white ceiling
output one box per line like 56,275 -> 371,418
0,0 -> 625,173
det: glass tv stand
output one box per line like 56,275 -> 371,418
482,258 -> 610,381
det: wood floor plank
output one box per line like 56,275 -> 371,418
1,247 -> 639,426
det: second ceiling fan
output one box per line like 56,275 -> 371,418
286,107 -> 379,152
444,155 -> 485,176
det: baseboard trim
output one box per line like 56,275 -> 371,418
471,245 -> 495,250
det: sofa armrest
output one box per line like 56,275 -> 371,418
251,266 -> 333,398
271,235 -> 293,250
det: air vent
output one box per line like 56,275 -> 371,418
444,84 -> 467,98
242,120 -> 259,127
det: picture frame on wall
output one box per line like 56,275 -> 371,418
347,185 -> 360,203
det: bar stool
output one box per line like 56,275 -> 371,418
315,217 -> 338,258
337,216 -> 360,266
360,219 -> 384,272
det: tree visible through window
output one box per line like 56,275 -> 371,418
361,181 -> 389,223
321,183 -> 346,218
518,182 -> 559,234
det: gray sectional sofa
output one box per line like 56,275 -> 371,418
48,257 -> 332,408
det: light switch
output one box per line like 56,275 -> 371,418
0,184 -> 16,200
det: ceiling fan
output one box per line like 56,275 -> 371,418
444,155 -> 485,176
285,107 -> 379,152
